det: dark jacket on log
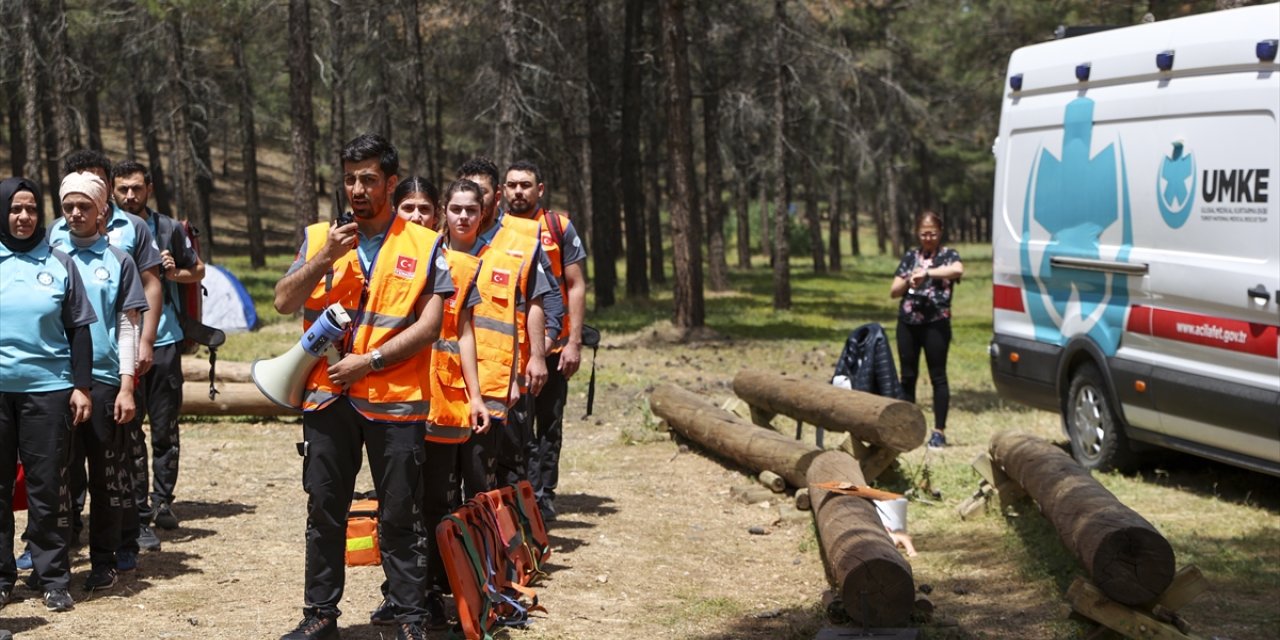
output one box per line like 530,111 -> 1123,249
833,323 -> 904,400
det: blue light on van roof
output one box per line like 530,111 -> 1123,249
1259,39 -> 1279,62
1010,74 -> 1023,91
1156,50 -> 1174,71
1076,63 -> 1091,82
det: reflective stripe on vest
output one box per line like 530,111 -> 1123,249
298,217 -> 443,422
428,249 -> 482,441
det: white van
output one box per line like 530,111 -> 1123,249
988,4 -> 1280,476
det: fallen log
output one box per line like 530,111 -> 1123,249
732,370 -> 926,452
991,431 -> 1175,606
807,450 -> 914,627
649,384 -> 823,489
180,382 -> 296,417
182,358 -> 254,382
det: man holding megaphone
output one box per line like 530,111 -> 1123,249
269,134 -> 454,640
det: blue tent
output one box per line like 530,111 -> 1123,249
201,264 -> 258,334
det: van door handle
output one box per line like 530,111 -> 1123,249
1247,284 -> 1271,303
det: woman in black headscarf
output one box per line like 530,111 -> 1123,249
0,177 -> 98,612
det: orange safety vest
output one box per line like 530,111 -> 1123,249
531,209 -> 574,352
427,248 -> 482,442
298,217 -> 444,422
473,216 -> 540,420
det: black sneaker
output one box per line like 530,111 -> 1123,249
396,622 -> 427,640
154,503 -> 180,530
84,566 -> 118,591
280,614 -> 339,640
370,598 -> 396,625
117,549 -> 138,572
927,430 -> 947,449
43,588 -> 74,612
137,524 -> 162,552
423,592 -> 450,630
0,585 -> 11,610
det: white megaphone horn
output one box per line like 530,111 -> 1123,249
252,303 -> 352,409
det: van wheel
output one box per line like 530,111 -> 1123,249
1066,363 -> 1132,472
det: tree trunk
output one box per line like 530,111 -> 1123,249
163,10 -> 206,260
848,159 -> 861,257
990,432 -> 1176,606
650,385 -> 823,489
46,0 -> 74,169
698,7 -> 729,292
829,138 -> 843,272
659,0 -> 704,329
644,102 -> 665,285
807,450 -> 915,626
770,0 -> 791,310
136,91 -> 171,214
493,0 -> 520,171
84,42 -> 103,153
734,162 -> 751,269
233,34 -> 266,269
758,180 -> 770,255
288,0 -> 319,244
621,0 -> 649,298
18,0 -> 42,188
732,370 -> 926,453
123,97 -> 136,164
886,157 -> 903,258
586,1 -> 618,309
6,81 -> 25,176
182,382 -> 295,417
405,0 -> 430,176
805,157 -> 826,273
327,0 -> 347,216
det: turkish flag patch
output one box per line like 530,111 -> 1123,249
394,255 -> 417,279
491,269 -> 511,286
540,232 -> 555,247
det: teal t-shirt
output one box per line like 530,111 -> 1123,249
54,236 -> 150,386
0,241 -> 99,392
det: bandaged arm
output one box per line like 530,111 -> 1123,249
118,309 -> 141,377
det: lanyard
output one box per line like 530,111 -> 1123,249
343,217 -> 394,354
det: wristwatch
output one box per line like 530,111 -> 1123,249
369,349 -> 386,372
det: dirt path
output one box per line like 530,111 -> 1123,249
4,333 -> 1275,639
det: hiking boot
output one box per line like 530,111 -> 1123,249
423,592 -> 450,630
14,550 -> 31,571
154,503 -> 180,530
370,598 -> 396,625
280,614 -> 339,640
84,566 -> 118,591
927,430 -> 947,449
137,524 -> 162,552
396,622 -> 427,640
117,549 -> 138,572
43,588 -> 74,612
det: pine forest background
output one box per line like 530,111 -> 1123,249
0,0 -> 1255,326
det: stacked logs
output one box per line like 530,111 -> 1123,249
650,382 -> 915,626
990,431 -> 1175,605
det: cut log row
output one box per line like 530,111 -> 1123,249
990,431 -> 1175,606
807,450 -> 915,626
649,384 -> 823,490
181,358 -> 254,382
180,382 -> 295,417
732,370 -> 926,452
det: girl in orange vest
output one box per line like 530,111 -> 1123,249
411,179 -> 489,628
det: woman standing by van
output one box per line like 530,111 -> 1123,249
890,211 -> 963,448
